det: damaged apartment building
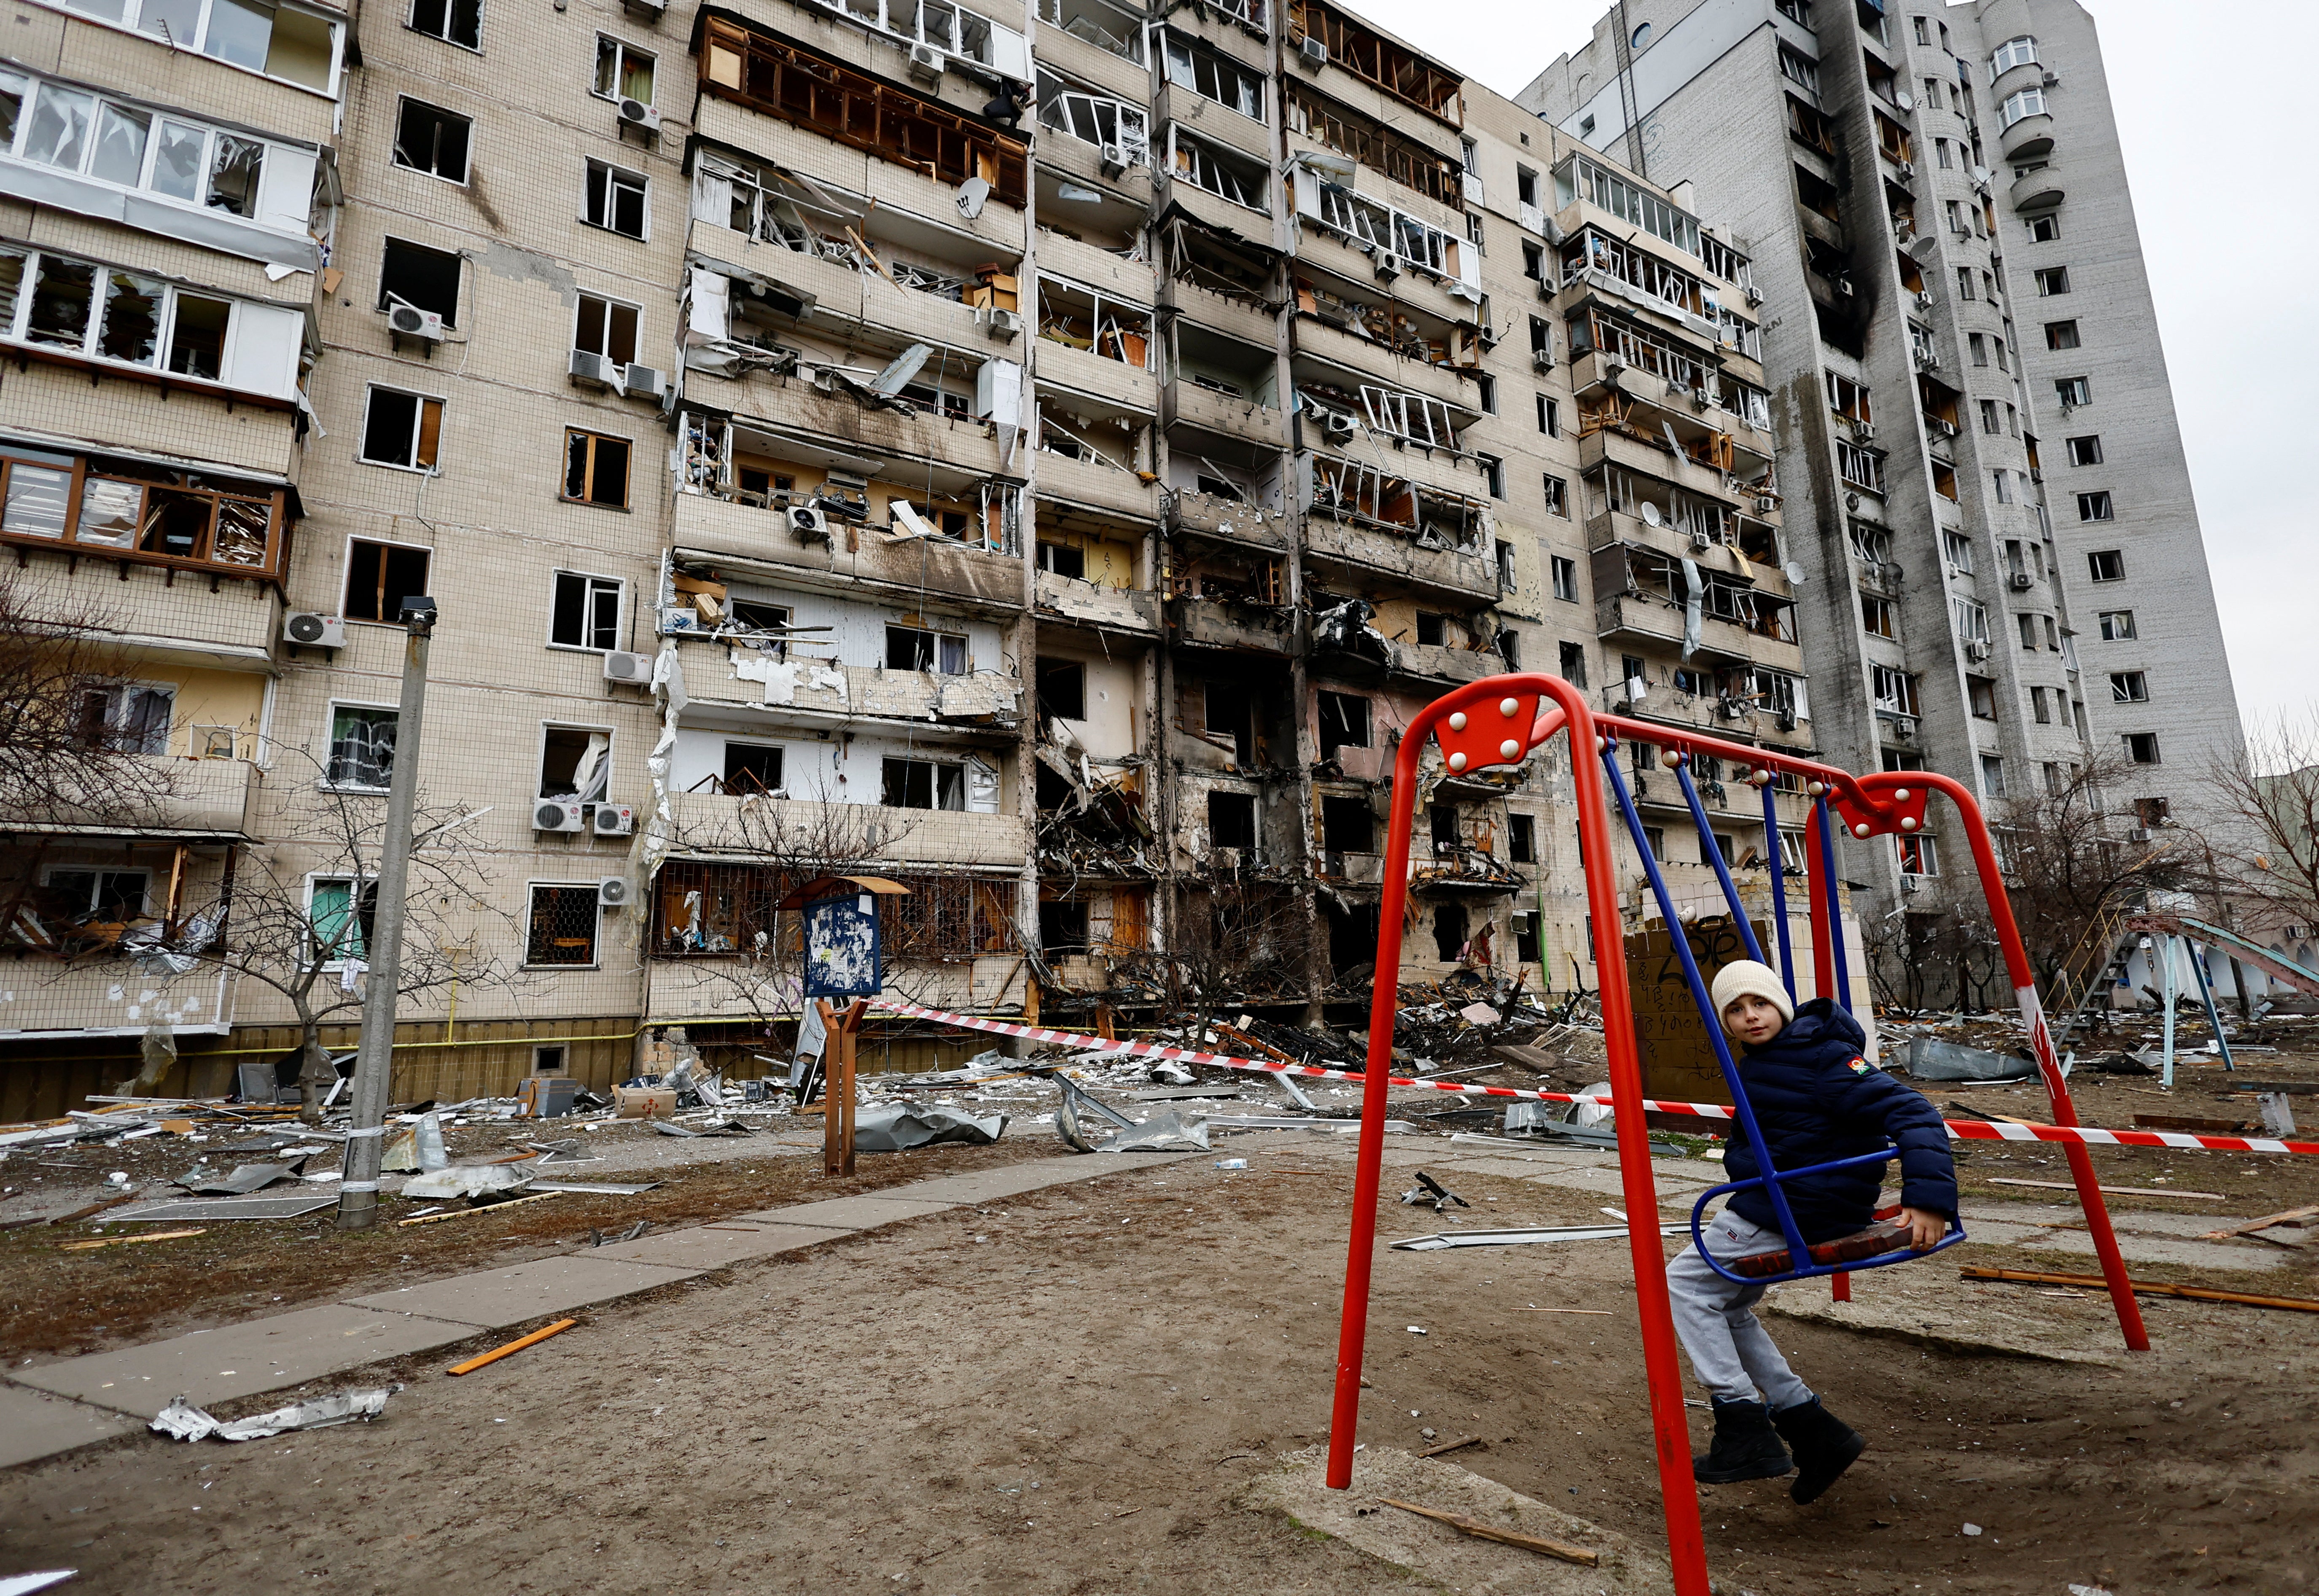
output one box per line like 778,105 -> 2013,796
1522,0 -> 2242,949
2,0 -> 1832,1107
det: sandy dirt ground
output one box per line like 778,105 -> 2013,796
3,1113 -> 2316,1596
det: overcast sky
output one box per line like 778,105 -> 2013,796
1351,0 -> 2318,738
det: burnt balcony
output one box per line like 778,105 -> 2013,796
1168,594 -> 1301,656
1166,489 -> 1289,552
1036,570 -> 1161,634
671,491 -> 1024,613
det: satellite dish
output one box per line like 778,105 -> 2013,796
955,176 -> 990,220
1895,90 -> 1914,110
1639,502 -> 1663,527
1784,560 -> 1806,585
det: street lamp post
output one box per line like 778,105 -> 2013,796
337,596 -> 439,1231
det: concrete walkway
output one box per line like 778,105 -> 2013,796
0,1152 -> 1196,1471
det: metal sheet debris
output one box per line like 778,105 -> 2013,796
183,1163 -> 296,1196
530,1181 -> 661,1196
1900,1037 -> 2034,1082
400,1164 -> 533,1199
853,1103 -> 1008,1152
1097,1111 -> 1210,1153
1399,1171 -> 1469,1214
104,1194 -> 340,1223
151,1384 -> 401,1442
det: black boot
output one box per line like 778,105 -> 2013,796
1771,1396 -> 1866,1504
1692,1397 -> 1793,1483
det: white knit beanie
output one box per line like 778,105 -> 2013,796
1709,959 -> 1794,1032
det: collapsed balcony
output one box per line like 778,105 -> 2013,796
1166,541 -> 1295,655
1302,455 -> 1497,603
1590,541 -> 1801,664
1034,752 -> 1159,879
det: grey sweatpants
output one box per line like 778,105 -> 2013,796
1665,1211 -> 1814,1409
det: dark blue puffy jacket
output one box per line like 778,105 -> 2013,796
1719,999 -> 1957,1243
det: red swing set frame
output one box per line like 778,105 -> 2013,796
1325,673 -> 2146,1594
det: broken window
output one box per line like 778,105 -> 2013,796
1414,611 -> 1446,646
1317,691 -> 1369,756
167,293 -> 229,379
584,159 -> 648,238
1861,592 -> 1896,638
1967,675 -> 1997,719
327,704 -> 398,789
887,626 -> 967,674
1321,795 -> 1372,853
307,877 -> 377,965
1897,833 -> 1939,877
408,0 -> 482,50
722,742 -> 783,795
526,884 -> 600,966
1544,478 -> 1569,520
1172,129 -> 1264,209
359,386 -> 444,472
550,570 -> 621,650
1825,373 -> 1872,425
70,682 -> 172,755
1039,900 -> 1091,955
1558,640 -> 1587,686
379,237 -> 461,328
1207,790 -> 1257,850
1036,658 -> 1086,719
2098,609 -> 2135,641
1872,666 -> 1918,717
393,98 -> 470,183
563,429 -> 630,507
2055,375 -> 2091,407
344,539 -> 430,624
2122,732 -> 2160,765
1292,0 -> 1459,121
2045,320 -> 2079,351
1036,82 -> 1149,164
1163,33 -> 1263,118
1039,0 -> 1145,63
1835,440 -> 1885,494
2077,491 -> 2112,522
1509,813 -> 1536,864
1430,900 -> 1468,961
539,725 -> 612,803
1283,83 -> 1458,207
884,758 -> 966,810
574,293 -> 639,366
2066,434 -> 2102,467
2111,670 -> 2148,704
2033,265 -> 2069,296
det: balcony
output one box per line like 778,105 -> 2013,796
1292,223 -> 1475,328
1291,315 -> 1471,409
1303,518 -> 1499,605
1163,379 -> 1284,443
670,492 -> 1024,612
1312,428 -> 1487,502
1579,426 -> 1748,507
683,366 -> 1015,478
1036,570 -> 1161,634
689,220 -> 995,355
1167,489 -> 1290,551
2010,162 -> 2064,213
1169,596 -> 1301,656
1038,129 -> 1156,210
0,957 -> 234,1039
1036,229 -> 1155,304
1034,447 -> 1162,521
1594,594 -> 1797,669
9,556 -> 282,667
664,791 -> 1028,868
1393,640 -> 1501,688
1033,24 -> 1150,106
1999,113 -> 2054,163
695,96 -> 1027,253
1160,275 -> 1281,347
1567,352 -> 1775,467
675,645 -> 1024,734
1036,336 -> 1159,411
1158,175 -> 1275,253
4,756 -> 261,841
1157,94 -> 1273,165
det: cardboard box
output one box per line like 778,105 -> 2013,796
613,1085 -> 677,1119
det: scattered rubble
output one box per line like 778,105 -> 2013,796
151,1385 -> 401,1443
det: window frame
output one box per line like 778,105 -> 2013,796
592,33 -> 657,106
582,156 -> 650,239
0,244 -> 270,392
304,872 -> 379,969
572,290 -> 641,369
42,860 -> 152,924
390,94 -> 473,185
342,534 -> 433,626
323,700 -> 400,793
525,881 -> 603,968
2097,609 -> 2135,642
358,383 -> 446,474
406,0 -> 482,53
2077,490 -> 2113,523
1549,552 -> 1578,602
2033,264 -> 2070,296
548,568 -> 624,653
31,0 -> 345,98
562,427 -> 632,509
378,235 -> 463,329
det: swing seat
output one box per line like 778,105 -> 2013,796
1688,1147 -> 1967,1287
1724,1216 -> 1915,1279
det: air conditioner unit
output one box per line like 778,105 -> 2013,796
1755,495 -> 1778,515
659,606 -> 699,634
1854,422 -> 1876,443
1899,160 -> 1916,178
593,804 -> 637,837
620,0 -> 665,17
1600,354 -> 1626,378
907,42 -> 944,83
387,301 -> 445,343
603,650 -> 654,685
283,611 -> 345,648
1298,35 -> 1328,68
1690,388 -> 1712,411
2127,826 -> 2151,843
985,306 -> 1022,341
1534,276 -> 1557,301
1936,419 -> 1958,437
2007,572 -> 2034,591
621,363 -> 667,401
1690,531 -> 1714,552
1900,875 -> 1921,892
1373,253 -> 1401,281
1915,290 -> 1934,309
569,349 -> 618,388
534,800 -> 586,833
1965,639 -> 1989,661
788,504 -> 831,543
597,876 -> 635,908
1530,347 -> 1555,373
1099,142 -> 1128,176
617,98 -> 662,137
1322,411 -> 1358,442
1744,284 -> 1764,306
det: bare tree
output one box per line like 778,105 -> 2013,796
1149,864 -> 1318,1045
0,570 -> 179,932
145,747 -> 517,1120
2207,711 -> 2319,937
1991,752 -> 2193,994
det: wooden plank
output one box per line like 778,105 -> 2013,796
1378,1498 -> 1600,1567
1960,1265 -> 2319,1314
59,1228 -> 205,1251
1416,1435 -> 1480,1458
2131,1113 -> 2254,1134
396,1191 -> 562,1227
1987,1177 -> 2225,1201
2199,1203 -> 2319,1241
448,1318 -> 578,1376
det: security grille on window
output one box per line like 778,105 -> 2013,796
564,430 -> 630,507
551,571 -> 621,650
345,540 -> 430,623
526,884 -> 601,965
359,387 -> 444,472
392,98 -> 471,182
883,757 -> 964,810
2077,491 -> 2112,522
379,238 -> 462,327
584,159 -> 648,237
594,36 -> 655,103
886,625 -> 966,674
409,0 -> 482,49
328,705 -> 398,789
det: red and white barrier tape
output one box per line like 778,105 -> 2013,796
867,997 -> 2319,1158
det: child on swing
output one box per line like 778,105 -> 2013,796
1666,960 -> 1957,1502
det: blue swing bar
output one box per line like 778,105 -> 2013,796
1761,772 -> 1796,1001
1599,735 -> 1962,1288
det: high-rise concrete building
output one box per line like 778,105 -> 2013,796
3,0 -> 1866,1110
1523,0 -> 2241,946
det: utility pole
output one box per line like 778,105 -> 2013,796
337,596 -> 439,1231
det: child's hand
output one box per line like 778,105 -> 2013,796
1898,1207 -> 1947,1250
